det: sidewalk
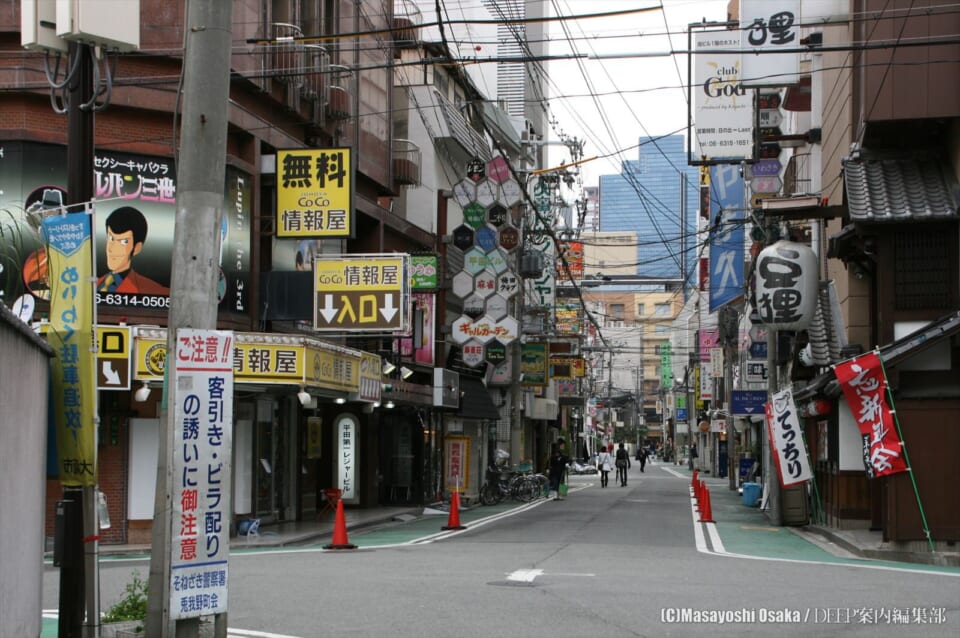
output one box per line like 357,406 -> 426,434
683,465 -> 960,569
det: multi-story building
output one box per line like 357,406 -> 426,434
597,134 -> 699,283
0,0 -> 517,545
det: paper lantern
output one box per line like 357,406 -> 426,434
754,240 -> 818,330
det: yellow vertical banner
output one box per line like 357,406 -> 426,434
43,213 -> 97,485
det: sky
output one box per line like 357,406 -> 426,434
543,0 -> 732,188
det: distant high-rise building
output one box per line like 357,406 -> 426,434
597,135 -> 698,282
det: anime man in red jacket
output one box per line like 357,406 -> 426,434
97,206 -> 169,295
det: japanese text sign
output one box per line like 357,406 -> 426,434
170,329 -> 234,619
43,213 -> 97,485
740,0 -> 801,87
276,147 -> 353,237
833,352 -> 907,479
765,388 -> 812,486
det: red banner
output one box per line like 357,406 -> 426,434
833,352 -> 907,478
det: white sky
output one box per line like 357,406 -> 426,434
544,0 -> 732,188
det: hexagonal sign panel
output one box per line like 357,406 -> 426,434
466,157 -> 485,183
496,316 -> 519,344
463,201 -> 486,229
486,155 -> 511,184
485,339 -> 507,366
463,293 -> 485,318
453,178 -> 477,208
463,247 -> 489,275
497,271 -> 519,299
475,224 -> 497,252
451,315 -> 473,344
474,269 -> 497,299
485,293 -> 508,320
499,179 -> 522,207
476,179 -> 497,208
498,225 -> 519,253
470,315 -> 498,344
452,224 -> 475,251
487,203 -> 508,227
452,271 -> 474,299
486,249 -> 509,274
462,339 -> 485,368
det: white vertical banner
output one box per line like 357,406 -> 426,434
765,387 -> 812,486
740,0 -> 801,87
700,360 -> 713,400
170,329 -> 234,620
693,30 -> 753,160
336,413 -> 360,503
710,347 -> 724,378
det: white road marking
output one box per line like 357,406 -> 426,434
507,568 -> 543,582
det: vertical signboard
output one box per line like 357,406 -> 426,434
708,164 -> 746,312
336,413 -> 360,503
740,0 -> 801,87
765,388 -> 812,486
170,329 -> 234,619
693,30 -> 753,161
276,147 -> 353,237
445,436 -> 470,493
43,213 -> 97,485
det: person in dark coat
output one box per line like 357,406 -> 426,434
636,446 -> 647,472
548,443 -> 570,500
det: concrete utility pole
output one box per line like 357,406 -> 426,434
146,2 -> 234,637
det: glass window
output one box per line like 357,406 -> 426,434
655,324 -> 670,335
610,303 -> 624,318
636,303 -> 644,316
654,303 -> 671,316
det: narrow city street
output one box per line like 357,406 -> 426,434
43,462 -> 960,637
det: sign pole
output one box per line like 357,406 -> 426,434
145,2 -> 234,636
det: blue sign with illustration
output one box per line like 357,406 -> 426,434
708,164 -> 745,313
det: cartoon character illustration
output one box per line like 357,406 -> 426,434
96,206 -> 169,295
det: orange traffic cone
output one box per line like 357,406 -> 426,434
323,498 -> 357,550
442,490 -> 467,531
699,485 -> 715,523
691,470 -> 699,494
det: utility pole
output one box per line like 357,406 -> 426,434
61,40 -> 97,638
146,2 -> 234,637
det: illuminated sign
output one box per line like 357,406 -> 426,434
313,254 -> 408,332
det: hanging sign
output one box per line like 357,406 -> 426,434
754,240 -> 818,330
833,352 -> 907,479
765,388 -> 812,486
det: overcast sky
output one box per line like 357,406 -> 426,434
544,0 -> 732,188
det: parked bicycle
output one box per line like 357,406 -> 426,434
480,465 -> 543,505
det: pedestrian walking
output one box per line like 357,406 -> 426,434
689,441 -> 698,471
597,446 -> 614,487
636,446 -> 647,472
615,442 -> 631,486
548,443 -> 570,500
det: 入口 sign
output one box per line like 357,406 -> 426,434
313,254 -> 408,333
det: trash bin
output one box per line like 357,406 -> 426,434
742,482 -> 761,507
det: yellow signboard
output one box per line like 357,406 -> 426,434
303,346 -> 359,391
313,255 -> 408,332
276,147 -> 353,237
44,214 -> 97,485
549,356 -> 585,379
97,326 -> 131,390
135,338 -> 304,383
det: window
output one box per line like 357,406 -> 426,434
654,303 -> 671,316
610,304 -> 624,319
655,324 -> 670,335
434,71 -> 449,99
636,303 -> 645,316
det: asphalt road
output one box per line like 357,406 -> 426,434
43,463 -> 960,637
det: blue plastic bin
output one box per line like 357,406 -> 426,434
742,482 -> 762,507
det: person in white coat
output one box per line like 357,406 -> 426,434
597,446 -> 614,488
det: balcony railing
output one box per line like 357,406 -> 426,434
393,0 -> 422,50
271,22 -> 304,86
784,152 -> 812,197
326,65 -> 352,120
392,139 -> 421,187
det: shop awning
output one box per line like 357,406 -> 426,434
456,376 -> 500,420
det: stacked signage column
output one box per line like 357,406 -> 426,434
448,156 -> 522,465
